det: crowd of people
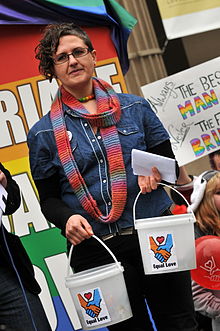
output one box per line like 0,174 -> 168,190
1,21 -> 219,331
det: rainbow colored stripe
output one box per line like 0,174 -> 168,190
190,138 -> 205,157
178,89 -> 219,119
50,78 -> 127,223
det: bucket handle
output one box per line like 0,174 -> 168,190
133,182 -> 197,223
67,234 -> 123,277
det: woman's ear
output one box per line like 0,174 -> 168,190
91,49 -> 97,66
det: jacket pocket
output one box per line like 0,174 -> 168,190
117,125 -> 146,154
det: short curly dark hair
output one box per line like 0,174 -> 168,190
35,23 -> 94,82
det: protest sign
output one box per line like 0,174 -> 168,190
156,0 -> 220,39
141,57 -> 220,166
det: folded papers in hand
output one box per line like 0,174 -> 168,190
131,149 -> 176,184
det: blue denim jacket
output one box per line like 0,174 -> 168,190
28,93 -> 172,236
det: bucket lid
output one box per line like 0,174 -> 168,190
65,262 -> 124,288
135,213 -> 195,230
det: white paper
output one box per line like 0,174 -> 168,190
131,149 -> 176,183
141,57 -> 220,166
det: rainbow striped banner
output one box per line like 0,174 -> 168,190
0,18 -> 130,331
0,0 -> 136,74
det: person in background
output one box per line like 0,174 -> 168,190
188,170 -> 220,331
27,22 -> 197,330
169,166 -> 214,330
209,150 -> 220,171
170,188 -> 188,214
170,152 -> 220,213
0,163 -> 51,331
169,165 -> 195,214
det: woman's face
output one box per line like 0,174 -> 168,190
53,35 -> 96,96
213,154 -> 220,170
213,179 -> 220,212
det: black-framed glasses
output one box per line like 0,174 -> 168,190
53,47 -> 91,64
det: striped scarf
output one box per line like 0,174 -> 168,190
50,77 -> 127,223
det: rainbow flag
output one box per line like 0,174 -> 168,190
0,0 -> 137,74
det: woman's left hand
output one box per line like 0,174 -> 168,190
138,166 -> 161,194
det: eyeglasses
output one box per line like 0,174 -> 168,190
53,47 -> 91,64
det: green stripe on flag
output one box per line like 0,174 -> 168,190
45,0 -> 104,7
108,0 -> 137,30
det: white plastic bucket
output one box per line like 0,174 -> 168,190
134,185 -> 197,275
65,235 -> 132,330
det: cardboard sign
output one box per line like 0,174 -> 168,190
156,0 -> 220,39
141,57 -> 220,166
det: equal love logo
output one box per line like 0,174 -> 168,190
148,231 -> 178,272
77,287 -> 111,327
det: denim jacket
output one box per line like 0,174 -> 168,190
28,93 -> 172,236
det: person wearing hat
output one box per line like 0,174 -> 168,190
189,170 -> 220,331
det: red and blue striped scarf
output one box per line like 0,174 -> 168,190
50,77 -> 127,223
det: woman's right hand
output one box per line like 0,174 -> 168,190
65,214 -> 94,245
138,166 -> 161,193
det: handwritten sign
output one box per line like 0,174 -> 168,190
141,57 -> 220,166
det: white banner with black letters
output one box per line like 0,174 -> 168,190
156,0 -> 220,39
141,57 -> 220,166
